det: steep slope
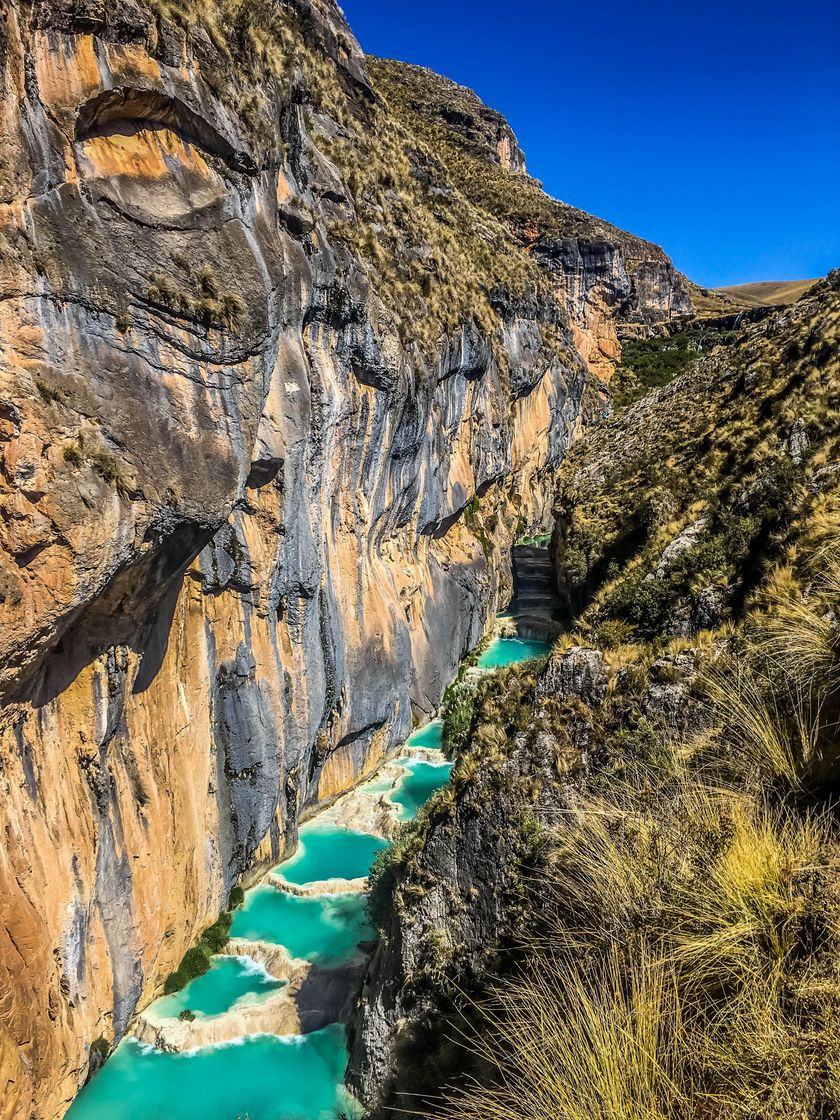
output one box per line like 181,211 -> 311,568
369,59 -> 697,381
555,272 -> 840,639
0,2 -> 754,1115
351,275 -> 840,1116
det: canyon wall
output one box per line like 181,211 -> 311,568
0,2 -> 694,1115
350,277 -> 840,1116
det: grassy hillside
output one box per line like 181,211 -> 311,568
372,274 -> 840,1120
557,272 -> 839,640
369,59 -> 685,273
716,278 -> 821,308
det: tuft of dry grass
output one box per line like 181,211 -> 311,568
426,547 -> 840,1120
431,947 -> 690,1120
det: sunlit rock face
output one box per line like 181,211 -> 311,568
0,2 -> 592,1115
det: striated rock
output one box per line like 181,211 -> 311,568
349,729 -> 563,1110
536,644 -> 607,704
370,60 -> 696,386
0,3 -> 589,1112
0,3 -> 714,1116
653,518 -> 709,577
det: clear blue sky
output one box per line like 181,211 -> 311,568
342,0 -> 840,288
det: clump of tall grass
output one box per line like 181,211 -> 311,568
431,947 -> 690,1120
703,547 -> 840,791
429,781 -> 840,1120
757,550 -> 840,691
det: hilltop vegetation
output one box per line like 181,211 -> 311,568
557,273 -> 839,641
367,59 -> 696,326
367,59 -> 662,252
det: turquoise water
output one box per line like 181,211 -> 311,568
361,771 -> 398,793
406,720 -> 443,750
477,637 -> 551,669
153,956 -> 286,1019
278,825 -> 387,885
65,1027 -> 356,1120
66,680 -> 479,1118
230,886 -> 374,963
391,759 -> 454,821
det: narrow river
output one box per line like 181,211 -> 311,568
66,625 -> 551,1120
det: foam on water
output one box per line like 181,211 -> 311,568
153,955 -> 286,1020
230,886 -> 374,963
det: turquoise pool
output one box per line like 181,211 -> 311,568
405,720 -> 443,750
65,1026 -> 357,1120
277,825 -> 388,885
477,637 -> 551,670
153,955 -> 286,1020
390,758 -> 454,821
230,886 -> 374,964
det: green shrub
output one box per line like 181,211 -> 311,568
228,885 -> 245,909
368,818 -> 425,931
89,1037 -> 110,1061
200,911 -> 232,954
441,681 -> 477,758
36,379 -> 62,403
88,450 -> 123,487
179,1009 -> 196,1022
164,945 -> 212,994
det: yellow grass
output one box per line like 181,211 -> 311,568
430,947 -> 690,1120
714,278 -> 821,309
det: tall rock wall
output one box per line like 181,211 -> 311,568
0,3 -> 696,1116
366,59 -> 695,385
0,2 -> 592,1115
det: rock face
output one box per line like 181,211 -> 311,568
534,237 -> 694,381
368,60 -> 695,385
371,61 -> 528,174
0,3 -> 588,1115
350,725 -> 563,1109
349,644 -> 708,1114
0,4 -> 699,1116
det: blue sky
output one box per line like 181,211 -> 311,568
341,0 -> 840,288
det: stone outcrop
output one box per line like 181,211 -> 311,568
349,644 -> 710,1114
534,237 -> 694,381
0,3 -> 710,1116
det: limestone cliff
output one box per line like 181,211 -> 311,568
0,2 -> 699,1116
